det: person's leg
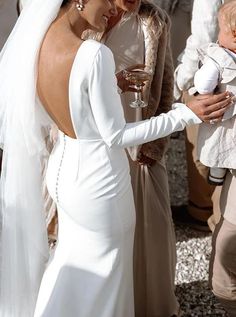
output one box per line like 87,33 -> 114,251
185,124 -> 216,223
209,172 -> 236,317
173,92 -> 221,231
210,218 -> 236,316
171,123 -> 221,232
130,158 -> 180,317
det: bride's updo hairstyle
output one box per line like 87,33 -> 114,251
61,0 -> 70,7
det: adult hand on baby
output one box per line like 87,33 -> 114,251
186,92 -> 234,123
116,64 -> 145,94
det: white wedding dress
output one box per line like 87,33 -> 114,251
34,39 -> 200,317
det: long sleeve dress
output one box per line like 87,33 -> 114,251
34,39 -> 200,317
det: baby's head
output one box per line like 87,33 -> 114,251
218,0 -> 236,51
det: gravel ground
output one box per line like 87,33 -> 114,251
166,131 -> 228,317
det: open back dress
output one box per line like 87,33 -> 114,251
34,39 -> 200,317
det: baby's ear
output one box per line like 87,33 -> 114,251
232,29 -> 236,41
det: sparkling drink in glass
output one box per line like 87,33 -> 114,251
123,68 -> 151,108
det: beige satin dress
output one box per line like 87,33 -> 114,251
104,14 -> 179,317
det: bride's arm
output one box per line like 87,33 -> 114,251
88,45 -> 231,148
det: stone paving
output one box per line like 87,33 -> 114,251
166,132 -> 228,317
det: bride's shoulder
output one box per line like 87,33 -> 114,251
82,39 -> 114,64
82,39 -> 112,56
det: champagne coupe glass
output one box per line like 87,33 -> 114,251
123,68 -> 151,108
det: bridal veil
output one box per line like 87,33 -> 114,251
0,0 -> 63,315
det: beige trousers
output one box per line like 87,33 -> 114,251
210,172 -> 236,317
129,158 -> 179,317
182,91 -> 221,229
185,124 -> 221,225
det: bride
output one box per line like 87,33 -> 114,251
0,0 -> 232,316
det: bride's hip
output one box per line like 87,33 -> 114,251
46,132 -> 131,204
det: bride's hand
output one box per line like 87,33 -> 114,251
116,64 -> 145,93
186,92 -> 234,122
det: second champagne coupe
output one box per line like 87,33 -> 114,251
123,68 -> 151,108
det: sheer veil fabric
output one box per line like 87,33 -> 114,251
0,0 -> 63,315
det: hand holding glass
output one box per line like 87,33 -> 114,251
123,68 -> 151,108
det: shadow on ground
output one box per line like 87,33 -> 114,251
175,224 -> 211,243
176,281 -> 228,316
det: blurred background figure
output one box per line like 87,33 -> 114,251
153,0 -> 193,67
0,0 -> 18,174
168,0 -> 225,232
0,0 -> 18,50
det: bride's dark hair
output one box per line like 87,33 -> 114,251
61,0 -> 70,7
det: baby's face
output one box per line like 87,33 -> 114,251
218,14 -> 236,51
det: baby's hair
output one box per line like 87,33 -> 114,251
219,0 -> 236,33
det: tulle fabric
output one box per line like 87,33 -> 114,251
0,1 -> 63,315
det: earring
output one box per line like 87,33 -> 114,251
76,0 -> 84,11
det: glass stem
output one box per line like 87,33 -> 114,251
135,86 -> 142,101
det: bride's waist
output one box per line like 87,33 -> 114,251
49,131 -> 130,183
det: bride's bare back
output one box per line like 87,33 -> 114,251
37,23 -> 82,139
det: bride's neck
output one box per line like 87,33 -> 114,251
54,7 -> 89,40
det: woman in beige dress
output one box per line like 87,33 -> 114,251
90,1 -> 180,315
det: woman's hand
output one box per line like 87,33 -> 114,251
116,64 -> 145,94
186,92 -> 234,123
137,152 -> 156,167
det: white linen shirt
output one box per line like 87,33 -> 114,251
174,0 -> 224,99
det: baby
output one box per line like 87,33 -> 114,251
194,0 -> 236,185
